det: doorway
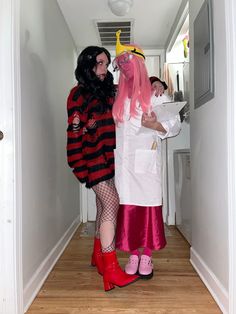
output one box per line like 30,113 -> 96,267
1,1 -> 236,313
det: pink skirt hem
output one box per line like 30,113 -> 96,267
115,204 -> 166,252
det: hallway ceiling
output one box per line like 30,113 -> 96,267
57,0 -> 183,50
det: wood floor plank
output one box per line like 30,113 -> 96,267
26,224 -> 222,314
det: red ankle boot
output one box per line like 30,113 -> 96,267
102,250 -> 139,291
91,237 -> 103,275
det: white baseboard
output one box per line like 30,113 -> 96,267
23,216 -> 81,313
190,247 -> 229,314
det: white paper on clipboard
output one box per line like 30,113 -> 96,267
155,101 -> 187,122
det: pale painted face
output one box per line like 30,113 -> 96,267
93,52 -> 109,81
152,80 -> 165,97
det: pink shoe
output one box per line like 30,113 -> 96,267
138,255 -> 153,279
124,255 -> 140,275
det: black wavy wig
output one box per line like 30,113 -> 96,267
73,46 -> 115,113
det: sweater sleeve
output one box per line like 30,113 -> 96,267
66,87 -> 88,183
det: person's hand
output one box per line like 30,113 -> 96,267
72,115 -> 80,132
141,111 -> 167,133
141,111 -> 157,130
72,116 -> 80,125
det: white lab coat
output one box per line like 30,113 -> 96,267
114,94 -> 181,206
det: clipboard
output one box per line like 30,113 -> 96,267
154,101 -> 187,122
158,101 -> 187,115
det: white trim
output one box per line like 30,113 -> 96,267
161,140 -> 168,224
225,0 -> 236,313
166,0 -> 189,52
24,217 -> 81,313
0,0 -> 23,313
80,184 -> 88,223
190,248 -> 228,314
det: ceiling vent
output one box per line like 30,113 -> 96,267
95,20 -> 133,47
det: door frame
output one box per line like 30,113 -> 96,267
0,0 -> 23,313
1,0 -> 236,313
225,0 -> 236,312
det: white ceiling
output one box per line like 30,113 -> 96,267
57,0 -> 184,51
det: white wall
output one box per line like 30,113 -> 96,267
20,0 -> 80,309
164,12 -> 190,225
166,121 -> 190,225
190,0 -> 229,311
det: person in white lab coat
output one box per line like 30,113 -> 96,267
113,30 -> 181,279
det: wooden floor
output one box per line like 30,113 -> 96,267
26,224 -> 221,314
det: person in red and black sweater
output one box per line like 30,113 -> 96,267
66,46 -> 138,291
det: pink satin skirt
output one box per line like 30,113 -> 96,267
115,204 -> 166,252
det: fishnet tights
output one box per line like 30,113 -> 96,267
92,178 -> 119,253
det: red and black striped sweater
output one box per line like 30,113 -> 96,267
67,86 -> 116,188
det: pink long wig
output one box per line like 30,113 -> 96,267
112,51 -> 152,123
